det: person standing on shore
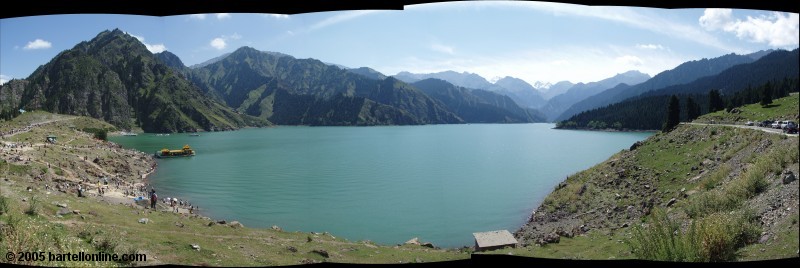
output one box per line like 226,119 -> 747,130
150,190 -> 158,209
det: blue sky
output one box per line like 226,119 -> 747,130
1,1 -> 798,86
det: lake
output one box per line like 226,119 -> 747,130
110,124 -> 652,248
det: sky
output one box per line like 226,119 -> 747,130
1,1 -> 798,87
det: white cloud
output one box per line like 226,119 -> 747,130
228,33 -> 242,40
264,14 -> 290,19
23,39 -> 52,50
216,13 -> 231,20
699,9 -> 733,31
430,43 -> 455,55
189,14 -> 207,20
310,10 -> 382,31
210,38 -> 227,50
636,44 -> 665,50
0,74 -> 10,85
615,55 -> 644,67
700,9 -> 799,47
126,33 -> 167,53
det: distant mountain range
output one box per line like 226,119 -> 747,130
559,49 -> 799,130
555,51 -> 770,121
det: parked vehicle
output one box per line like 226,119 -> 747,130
745,121 -> 754,126
771,120 -> 784,129
780,121 -> 793,129
759,120 -> 773,127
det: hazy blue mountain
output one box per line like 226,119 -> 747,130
540,70 -> 650,121
394,70 -> 495,90
541,81 -> 575,100
347,67 -> 387,80
556,52 -> 763,121
189,52 -> 230,69
411,78 -> 544,123
489,76 -> 547,109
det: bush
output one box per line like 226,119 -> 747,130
0,196 -> 8,215
629,208 -> 759,262
24,196 -> 39,216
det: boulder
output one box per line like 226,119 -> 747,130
271,225 -> 282,231
420,242 -> 435,248
783,171 -> 796,184
404,237 -> 420,245
229,221 -> 244,228
311,249 -> 329,258
138,218 -> 150,224
191,244 -> 201,251
629,141 -> 643,151
538,232 -> 560,245
666,198 -> 677,207
57,208 -> 71,216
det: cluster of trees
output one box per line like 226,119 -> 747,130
0,109 -> 22,121
556,77 -> 798,131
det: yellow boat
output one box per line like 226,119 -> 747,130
155,144 -> 196,158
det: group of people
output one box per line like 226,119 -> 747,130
148,189 -> 198,214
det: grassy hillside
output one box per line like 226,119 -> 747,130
514,94 -> 799,261
696,93 -> 799,124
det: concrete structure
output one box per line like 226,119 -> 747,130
473,230 -> 518,251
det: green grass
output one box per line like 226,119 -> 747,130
479,230 -> 634,260
697,93 -> 799,124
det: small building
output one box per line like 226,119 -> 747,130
473,230 -> 518,252
46,135 -> 57,144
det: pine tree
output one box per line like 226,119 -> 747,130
663,95 -> 680,132
686,97 -> 700,121
708,89 -> 724,112
760,81 -> 773,107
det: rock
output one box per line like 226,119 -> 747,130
175,222 -> 185,228
644,185 -> 650,189
539,232 -> 560,245
207,222 -> 216,227
57,208 -> 71,216
217,220 -> 227,224
420,242 -> 435,248
404,237 -> 420,245
56,203 -> 68,208
287,246 -> 298,253
702,159 -> 714,166
556,227 -> 574,238
783,171 -> 796,184
621,223 -> 629,228
666,198 -> 677,207
630,141 -> 643,151
759,235 -> 770,244
307,236 -> 313,242
191,244 -> 200,251
72,210 -> 80,214
311,249 -> 329,258
271,225 -> 282,231
580,225 -> 590,233
691,166 -> 698,171
138,218 -> 150,224
576,184 -> 587,196
228,221 -> 244,228
415,258 -> 422,263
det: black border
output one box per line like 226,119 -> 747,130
0,0 -> 797,19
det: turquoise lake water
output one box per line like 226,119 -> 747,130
110,124 -> 652,248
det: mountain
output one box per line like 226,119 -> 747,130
0,79 -> 27,113
4,29 -> 264,132
491,76 -> 547,109
540,71 -> 650,121
556,52 -> 764,121
154,51 -> 186,71
346,67 -> 387,80
394,70 -> 495,90
541,81 -> 575,100
190,46 -> 462,126
188,52 -> 231,69
411,78 -> 544,123
559,49 -> 799,130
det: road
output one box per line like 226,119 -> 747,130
683,122 -> 799,137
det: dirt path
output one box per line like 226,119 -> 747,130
683,122 -> 799,137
